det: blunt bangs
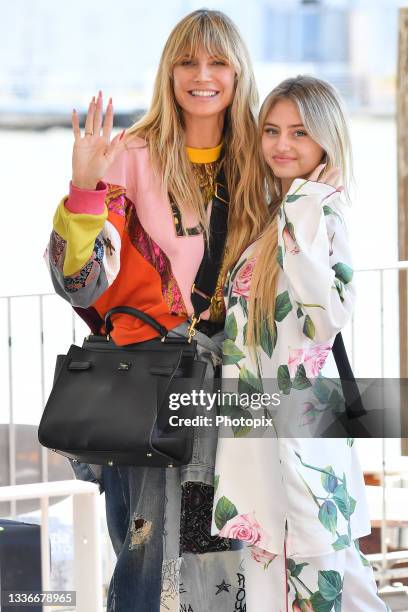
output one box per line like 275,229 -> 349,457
167,10 -> 241,75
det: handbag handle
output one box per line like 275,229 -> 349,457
104,307 -> 169,340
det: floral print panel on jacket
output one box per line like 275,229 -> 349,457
212,179 -> 371,560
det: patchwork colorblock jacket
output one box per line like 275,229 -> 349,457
45,137 -> 225,345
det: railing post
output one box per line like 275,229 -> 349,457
39,295 -> 48,484
379,269 -> 388,587
7,297 -> 16,518
40,496 -> 50,592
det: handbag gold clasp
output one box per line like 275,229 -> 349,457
187,315 -> 200,343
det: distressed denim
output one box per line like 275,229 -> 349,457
103,463 -> 166,612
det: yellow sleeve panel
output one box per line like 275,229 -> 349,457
53,197 -> 108,276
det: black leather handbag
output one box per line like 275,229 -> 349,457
38,307 -> 208,467
39,169 -> 230,466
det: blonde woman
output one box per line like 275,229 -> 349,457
45,9 -> 268,612
212,76 -> 388,611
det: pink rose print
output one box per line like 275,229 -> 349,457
288,348 -> 305,378
288,344 -> 331,379
303,344 -> 331,378
282,225 -> 300,254
231,259 -> 256,300
251,546 -> 277,564
219,512 -> 262,545
300,401 -> 316,426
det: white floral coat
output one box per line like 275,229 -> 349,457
211,179 -> 371,560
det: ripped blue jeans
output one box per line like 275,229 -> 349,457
69,323 -> 226,612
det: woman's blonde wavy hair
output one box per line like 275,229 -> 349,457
246,75 -> 353,349
126,9 -> 268,274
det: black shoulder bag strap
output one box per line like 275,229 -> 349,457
332,333 -> 366,419
187,166 -> 229,340
327,332 -> 373,438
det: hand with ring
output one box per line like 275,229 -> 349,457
71,91 -> 126,191
307,162 -> 343,191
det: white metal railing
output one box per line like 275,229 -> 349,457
0,261 -> 407,591
351,261 -> 408,375
352,261 -> 408,586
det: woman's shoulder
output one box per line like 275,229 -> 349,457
123,133 -> 155,178
103,134 -> 150,186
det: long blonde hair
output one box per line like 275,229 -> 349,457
246,75 -> 353,348
127,9 -> 268,271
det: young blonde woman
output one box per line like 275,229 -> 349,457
212,76 -> 388,611
45,9 -> 268,612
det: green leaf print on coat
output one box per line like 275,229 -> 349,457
239,296 -> 248,317
318,501 -> 338,535
238,366 -> 264,394
327,388 -> 345,414
214,475 -> 219,494
219,397 -> 255,437
225,312 -> 238,341
303,314 -> 316,340
354,538 -> 371,567
310,592 -> 340,612
260,319 -> 277,358
312,377 -> 332,404
277,365 -> 292,395
293,364 -> 312,391
232,422 -> 253,438
321,467 -> 338,494
332,481 -> 356,520
286,557 -> 343,612
214,496 -> 238,530
332,534 -> 350,551
332,262 -> 353,285
295,453 -> 356,550
333,278 -> 345,303
275,290 -> 293,322
222,339 -> 245,366
318,570 -> 343,603
323,205 -> 342,223
286,193 -> 306,203
297,305 -> 304,318
287,559 -> 309,578
277,245 -> 284,270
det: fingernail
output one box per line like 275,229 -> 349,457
109,97 -> 112,104
98,90 -> 102,97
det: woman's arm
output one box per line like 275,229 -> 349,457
45,93 -> 128,308
45,177 -> 127,308
278,178 -> 355,343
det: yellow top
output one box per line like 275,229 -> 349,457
186,142 -> 223,164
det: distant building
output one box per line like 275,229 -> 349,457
0,0 -> 400,117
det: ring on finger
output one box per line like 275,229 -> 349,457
85,130 -> 94,136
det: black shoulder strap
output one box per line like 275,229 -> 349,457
332,332 -> 366,419
190,166 -> 229,316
